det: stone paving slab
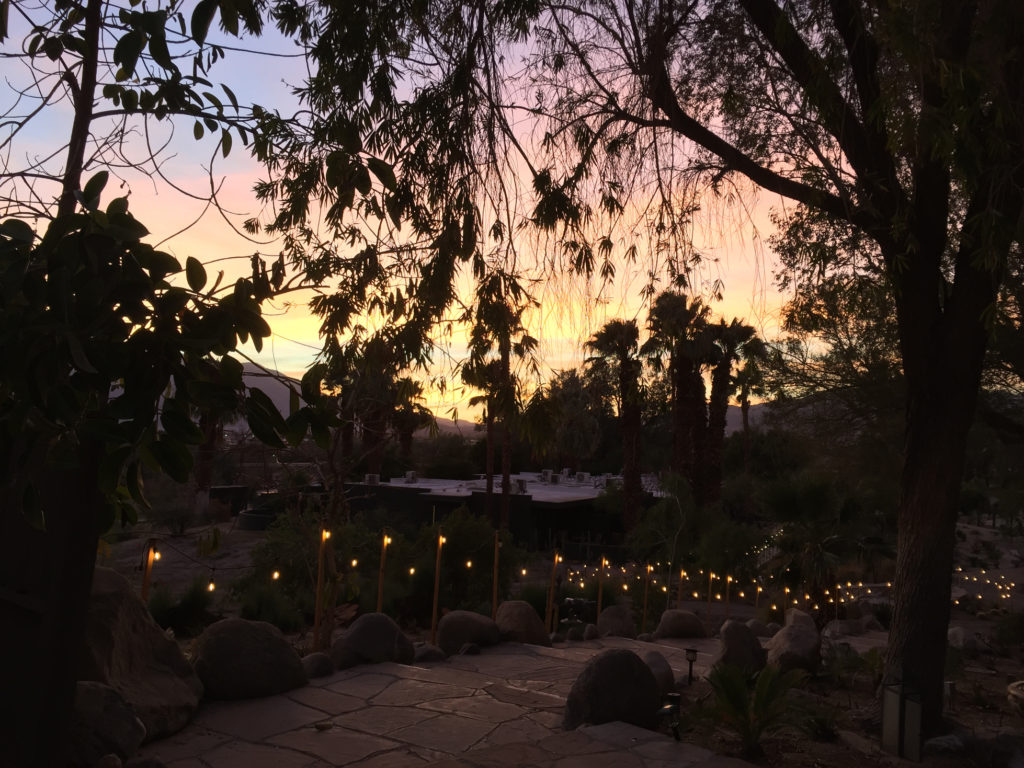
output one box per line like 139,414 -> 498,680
141,637 -> 759,768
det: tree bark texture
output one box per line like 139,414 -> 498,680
1,446 -> 103,766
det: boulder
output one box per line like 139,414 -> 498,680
330,613 -> 414,668
766,609 -> 821,674
948,626 -> 980,657
566,625 -> 585,642
459,642 -> 481,655
766,622 -> 782,635
745,618 -> 771,638
69,682 -> 146,766
861,614 -> 884,632
192,618 -> 306,700
436,610 -> 501,656
643,650 -> 676,697
653,609 -> 707,639
712,620 -> 766,674
637,632 -> 653,642
563,649 -> 661,731
596,604 -> 636,639
413,643 -> 447,663
79,567 -> 203,741
495,600 -> 551,646
822,619 -> 862,639
301,652 -> 334,679
583,623 -> 600,641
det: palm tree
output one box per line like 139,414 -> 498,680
735,340 -> 768,475
705,319 -> 759,504
391,377 -> 434,464
586,318 -> 643,529
467,271 -> 537,530
462,358 -> 503,523
643,291 -> 711,493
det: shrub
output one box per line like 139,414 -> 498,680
702,663 -> 807,759
994,611 -> 1024,651
236,578 -> 304,633
147,577 -> 216,637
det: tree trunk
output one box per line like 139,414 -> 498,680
885,382 -> 976,736
704,358 -> 732,505
484,407 -> 496,527
2,444 -> 103,767
741,397 -> 751,475
620,363 -> 642,529
499,338 -> 512,531
500,417 -> 511,531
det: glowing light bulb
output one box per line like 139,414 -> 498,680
409,567 -> 415,575
272,570 -> 280,580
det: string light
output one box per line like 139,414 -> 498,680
272,570 -> 280,580
409,567 -> 416,575
351,559 -> 358,568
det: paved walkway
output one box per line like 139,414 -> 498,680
139,635 -> 757,768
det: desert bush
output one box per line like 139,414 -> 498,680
994,611 -> 1024,652
701,663 -> 807,759
235,578 -> 304,632
147,577 -> 216,637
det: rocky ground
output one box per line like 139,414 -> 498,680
103,518 -> 1024,767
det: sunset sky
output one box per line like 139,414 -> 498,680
8,16 -> 791,419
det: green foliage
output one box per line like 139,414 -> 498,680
993,612 -> 1024,651
626,474 -> 695,565
798,702 -> 840,743
147,578 -> 216,637
418,434 -> 476,480
0,182 -> 312,533
702,663 -> 807,758
236,578 -> 304,633
245,502 -> 521,628
147,504 -> 195,536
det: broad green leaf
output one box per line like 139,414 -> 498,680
185,256 -> 207,292
367,157 -> 397,190
82,171 -> 109,209
148,29 -> 175,71
106,196 -> 130,217
190,0 -> 218,45
126,461 -> 150,509
221,128 -> 232,158
113,29 -> 146,78
194,120 -> 204,140
0,218 -> 35,244
221,82 -> 238,111
148,437 -> 193,483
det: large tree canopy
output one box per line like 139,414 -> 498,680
261,0 -> 1024,735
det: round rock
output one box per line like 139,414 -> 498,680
495,600 -> 551,646
596,604 -> 636,639
563,649 -> 660,730
654,609 -> 707,639
192,618 -> 306,700
437,610 -> 501,656
330,612 -> 414,668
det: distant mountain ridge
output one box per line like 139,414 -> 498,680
241,363 -> 765,439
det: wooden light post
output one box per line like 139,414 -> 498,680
677,568 -> 687,609
376,531 -> 391,613
545,551 -> 561,633
706,571 -> 715,631
313,527 -> 331,650
724,574 -> 732,620
596,556 -> 607,619
491,531 -> 501,619
140,538 -> 160,602
430,530 -> 445,645
642,563 -> 652,633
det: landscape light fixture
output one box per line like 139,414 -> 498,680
685,648 -> 697,684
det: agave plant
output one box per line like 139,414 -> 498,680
704,663 -> 807,758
